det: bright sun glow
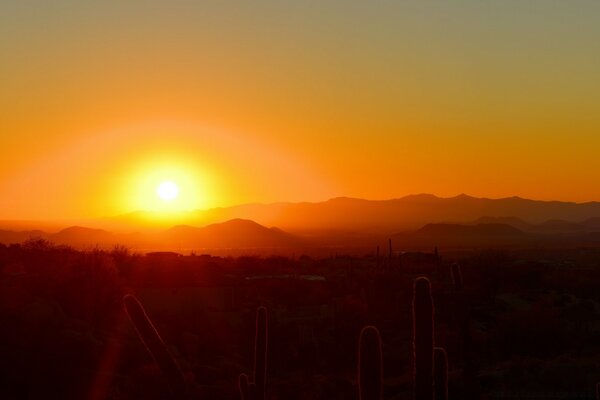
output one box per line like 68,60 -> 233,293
156,181 -> 179,201
119,154 -> 214,215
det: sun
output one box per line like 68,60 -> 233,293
121,155 -> 214,213
156,181 -> 179,202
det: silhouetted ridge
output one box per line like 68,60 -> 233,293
394,223 -> 531,249
56,226 -> 111,236
451,193 -> 476,200
160,219 -> 299,248
471,216 -> 532,231
52,226 -> 116,245
533,219 -> 588,233
99,194 -> 600,233
0,229 -> 47,244
204,218 -> 277,232
416,223 -> 526,237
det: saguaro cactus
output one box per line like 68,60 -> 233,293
450,263 -> 463,291
358,326 -> 383,400
433,347 -> 448,400
239,306 -> 268,400
123,294 -> 187,397
413,277 -> 434,400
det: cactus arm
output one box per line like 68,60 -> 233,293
123,294 -> 187,397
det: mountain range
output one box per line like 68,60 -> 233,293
0,219 -> 300,252
104,194 -> 600,233
2,194 -> 600,252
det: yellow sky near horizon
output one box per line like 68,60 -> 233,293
1,1 -> 600,219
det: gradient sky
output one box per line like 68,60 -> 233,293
1,1 -> 600,219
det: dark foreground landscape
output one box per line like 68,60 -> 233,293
1,239 -> 599,399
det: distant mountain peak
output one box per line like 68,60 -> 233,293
160,218 -> 299,249
400,193 -> 440,201
452,193 -> 474,199
222,218 -> 262,225
57,226 -> 109,235
204,218 -> 268,230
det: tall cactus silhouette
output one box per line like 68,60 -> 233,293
239,306 -> 268,400
433,347 -> 448,400
356,278 -> 450,400
413,277 -> 434,400
123,294 -> 187,397
358,326 -> 383,400
450,263 -> 463,291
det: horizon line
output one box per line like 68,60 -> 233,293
2,192 -> 600,223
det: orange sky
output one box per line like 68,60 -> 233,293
1,1 -> 600,219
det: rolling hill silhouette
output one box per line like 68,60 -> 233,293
582,217 -> 600,230
469,216 -> 533,231
0,220 -> 302,251
393,223 -> 533,249
51,226 -> 116,246
416,222 -> 526,237
531,219 -> 589,233
158,219 -> 301,249
3,194 -> 600,252
469,217 -> 599,234
0,229 -> 46,244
